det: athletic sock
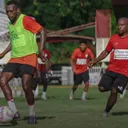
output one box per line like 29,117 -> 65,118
7,99 -> 17,113
43,91 -> 46,96
82,91 -> 87,99
29,104 -> 35,116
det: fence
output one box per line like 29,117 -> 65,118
0,66 -> 104,97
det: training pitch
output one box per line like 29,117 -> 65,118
0,86 -> 128,128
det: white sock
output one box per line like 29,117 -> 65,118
43,92 -> 46,96
8,99 -> 17,113
35,85 -> 39,96
29,104 -> 35,116
82,91 -> 87,99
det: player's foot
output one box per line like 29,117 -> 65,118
13,111 -> 20,120
41,94 -> 47,100
27,115 -> 36,124
41,92 -> 47,100
120,89 -> 127,99
81,97 -> 86,101
69,92 -> 74,100
103,111 -> 108,117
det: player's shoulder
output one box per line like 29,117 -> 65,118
110,34 -> 119,39
43,49 -> 50,53
74,48 -> 80,52
86,48 -> 92,53
23,14 -> 35,21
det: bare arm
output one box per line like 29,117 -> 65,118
0,43 -> 11,59
71,59 -> 76,73
38,29 -> 46,60
88,50 -> 109,67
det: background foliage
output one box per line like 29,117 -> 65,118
6,0 -> 117,63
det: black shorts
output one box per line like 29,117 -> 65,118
74,70 -> 89,85
2,63 -> 36,78
98,70 -> 128,94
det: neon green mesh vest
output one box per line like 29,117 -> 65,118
8,14 -> 38,58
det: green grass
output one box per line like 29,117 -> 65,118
0,86 -> 128,128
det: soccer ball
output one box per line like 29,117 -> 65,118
0,106 -> 14,123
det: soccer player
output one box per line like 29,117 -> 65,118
32,48 -> 52,100
0,1 -> 46,124
88,17 -> 128,117
69,40 -> 94,100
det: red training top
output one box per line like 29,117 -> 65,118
71,48 -> 94,74
106,34 -> 128,76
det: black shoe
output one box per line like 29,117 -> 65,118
13,112 -> 20,120
27,115 -> 36,124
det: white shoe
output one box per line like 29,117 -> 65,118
120,89 -> 127,99
103,111 -> 108,117
41,92 -> 47,100
69,92 -> 74,100
81,97 -> 86,101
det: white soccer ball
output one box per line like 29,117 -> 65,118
0,106 -> 14,123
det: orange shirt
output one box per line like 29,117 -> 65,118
71,48 -> 94,74
9,15 -> 43,67
9,54 -> 38,67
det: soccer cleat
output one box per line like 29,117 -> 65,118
81,97 -> 86,101
41,92 -> 47,100
120,89 -> 127,99
27,115 -> 36,124
103,111 -> 108,117
41,95 -> 47,100
69,92 -> 74,100
13,111 -> 20,120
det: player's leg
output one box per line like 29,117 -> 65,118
0,63 -> 20,119
103,72 -> 128,117
103,87 -> 118,117
41,71 -> 48,100
31,77 -> 39,98
98,70 -> 113,92
21,64 -> 36,124
120,83 -> 128,98
69,73 -> 82,100
81,70 -> 89,101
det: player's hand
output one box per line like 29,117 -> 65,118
0,53 -> 5,59
88,60 -> 95,68
72,67 -> 76,73
39,51 -> 47,62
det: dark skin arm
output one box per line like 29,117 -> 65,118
71,58 -> 76,73
88,50 -> 109,67
0,43 -> 11,59
38,29 -> 46,61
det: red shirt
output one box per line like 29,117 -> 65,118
23,15 -> 43,34
106,34 -> 128,76
71,48 -> 94,74
38,49 -> 51,72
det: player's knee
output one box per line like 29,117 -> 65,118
0,77 -> 7,88
22,85 -> 30,92
22,81 -> 31,92
98,86 -> 105,92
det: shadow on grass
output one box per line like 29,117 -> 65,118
0,120 -> 18,127
112,111 -> 128,116
34,96 -> 55,101
74,97 -> 96,100
23,116 -> 56,121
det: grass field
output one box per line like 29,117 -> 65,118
0,86 -> 128,128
